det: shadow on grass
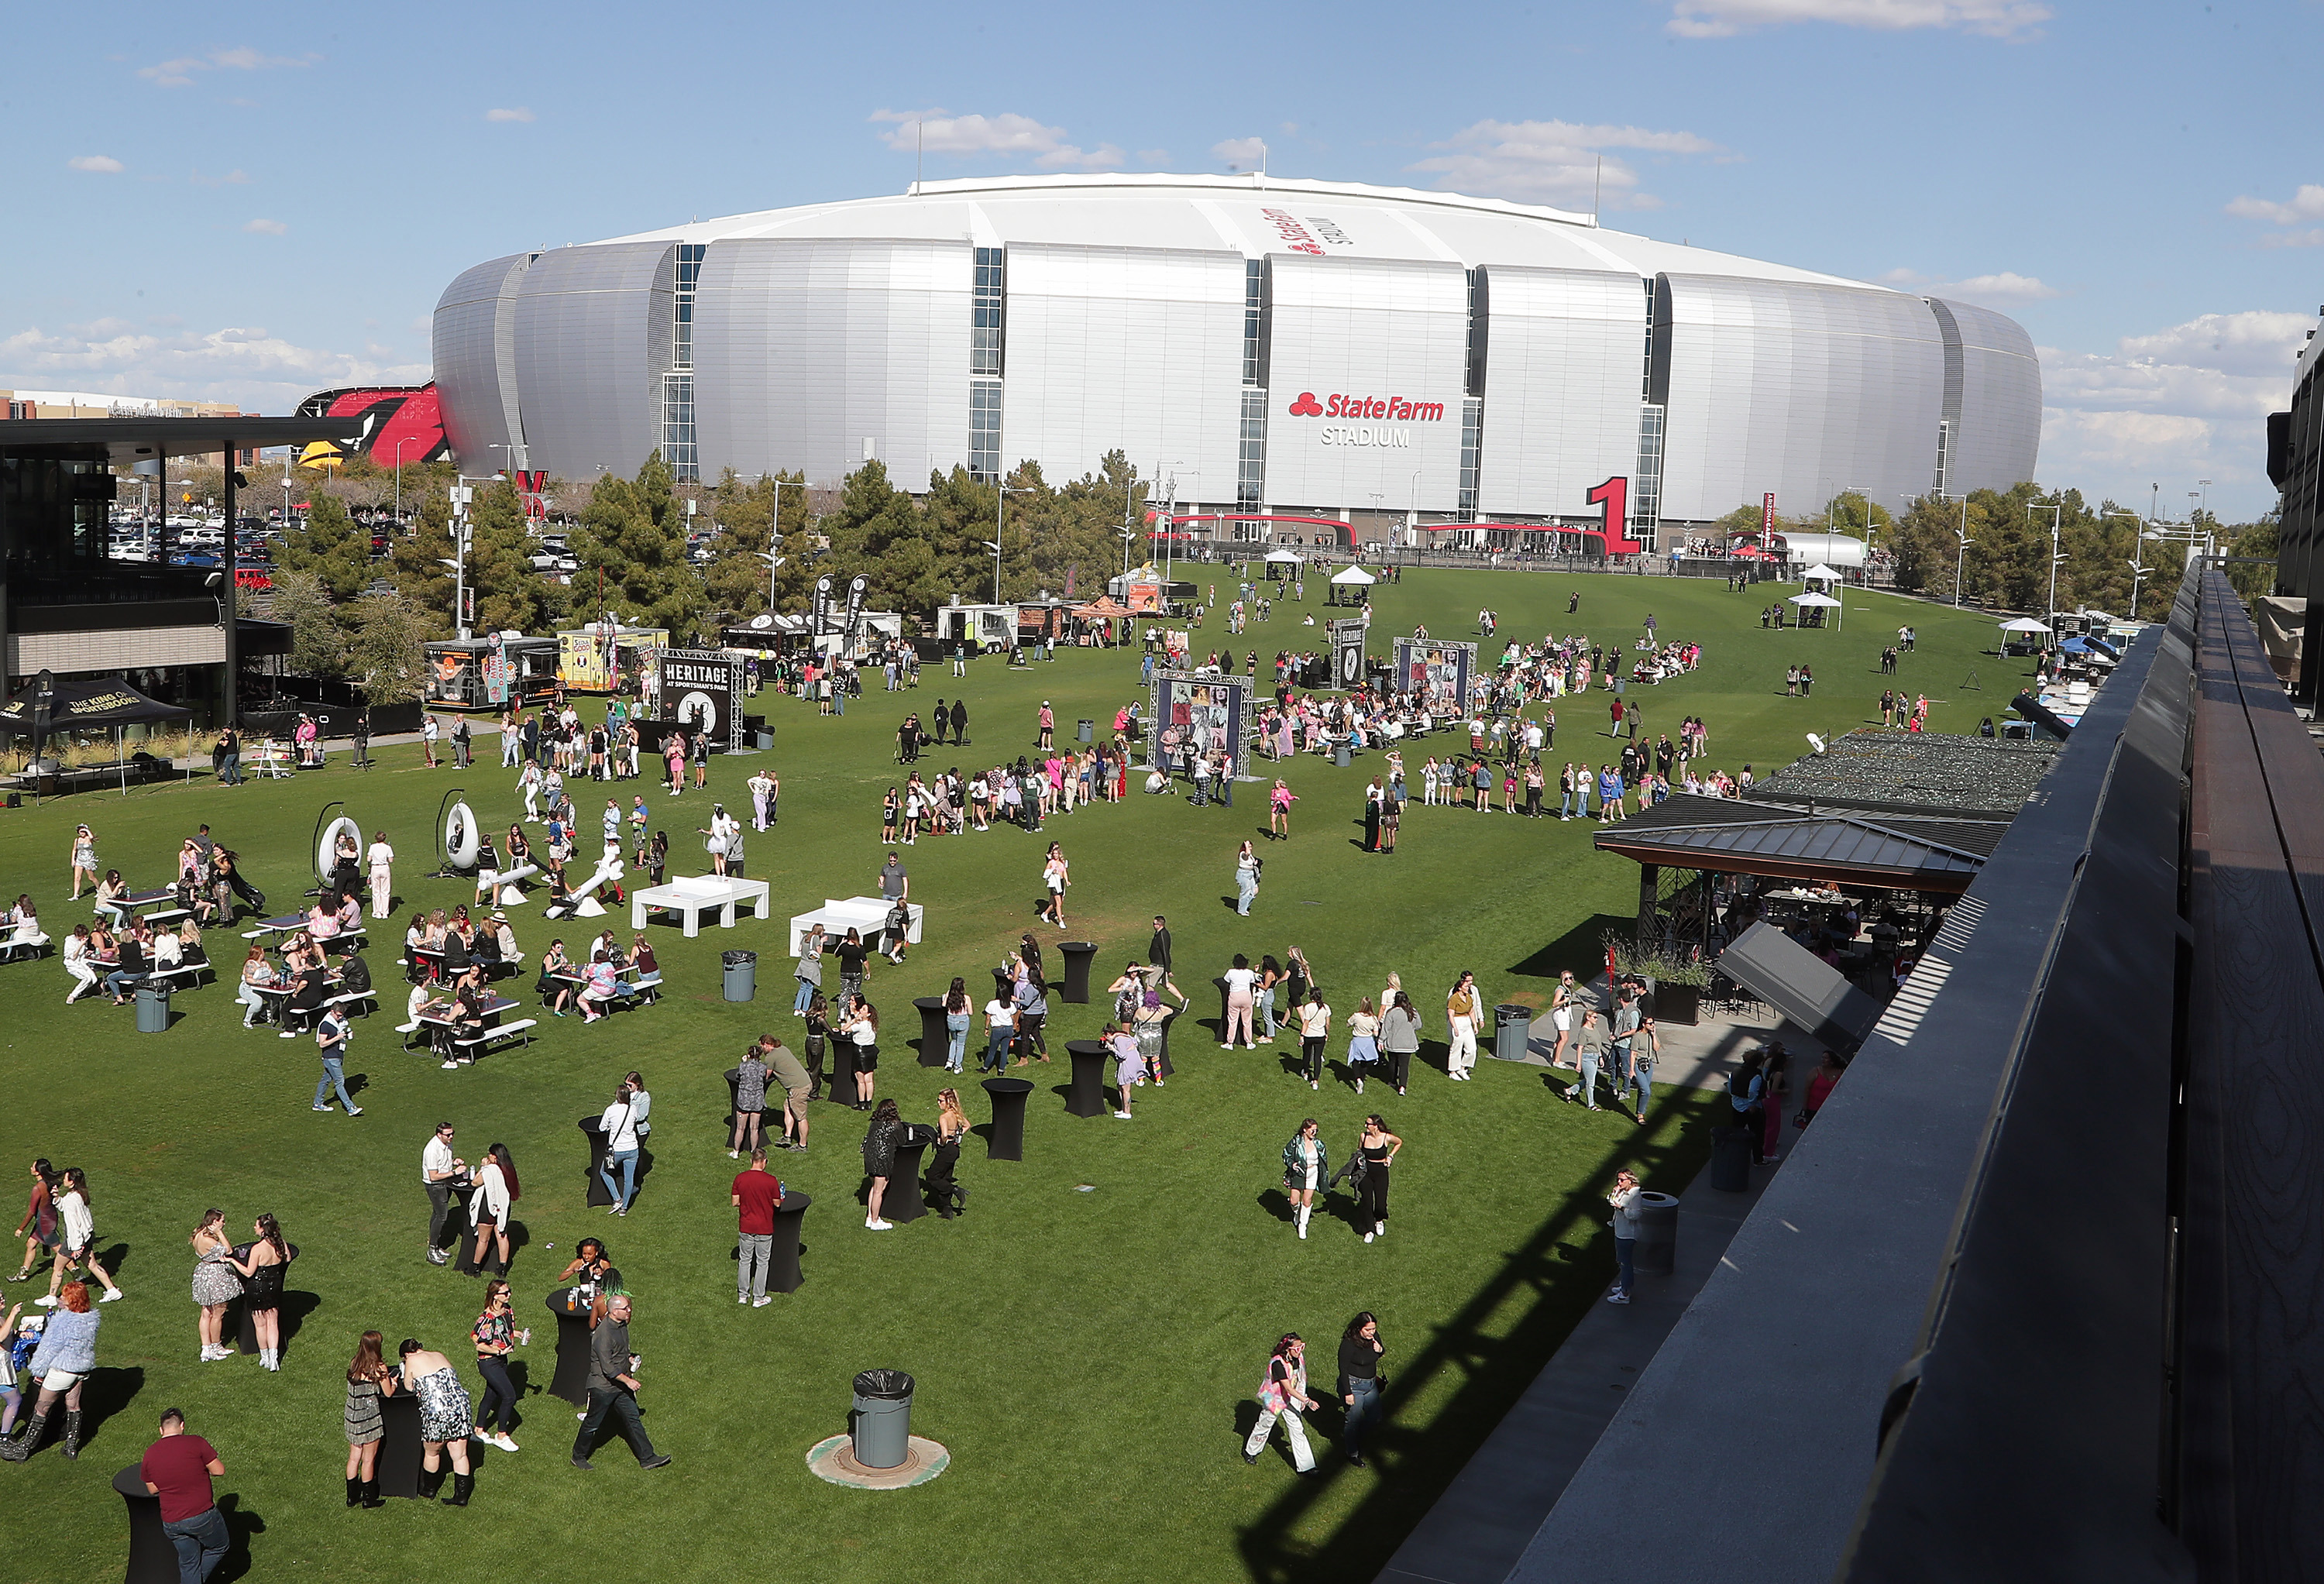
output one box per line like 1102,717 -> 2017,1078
1508,913 -> 1629,984
1232,1097 -> 1719,1584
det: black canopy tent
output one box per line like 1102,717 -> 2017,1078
0,670 -> 195,796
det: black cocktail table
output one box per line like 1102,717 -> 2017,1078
1059,941 -> 1098,1004
886,1137 -> 929,1222
914,996 -> 949,1068
982,1077 -> 1034,1160
544,1288 -> 595,1406
769,1191 -> 811,1292
1064,1040 -> 1109,1117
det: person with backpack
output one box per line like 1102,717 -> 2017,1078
1240,1333 -> 1319,1471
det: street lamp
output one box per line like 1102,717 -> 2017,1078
991,476 -> 1034,605
393,436 -> 421,527
2029,501 -> 2064,618
2105,510 -> 2144,618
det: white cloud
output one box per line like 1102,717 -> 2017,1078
486,107 -> 534,123
67,154 -> 125,174
1666,0 -> 2048,37
1881,266 -> 2061,307
138,46 -> 318,88
2033,308 -> 2313,520
1213,136 -> 1267,168
2224,184 -> 2324,226
1407,119 -> 1721,210
0,321 -> 427,414
868,108 -> 1123,171
243,218 -> 287,235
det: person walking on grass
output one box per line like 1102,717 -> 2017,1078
1222,954 -> 1259,1049
1040,842 -> 1071,929
1281,1118 -> 1327,1240
41,1168 -> 122,1306
1,1280 -> 98,1461
1235,840 -> 1261,917
470,1280 -> 523,1452
1293,988 -> 1331,1091
1444,971 -> 1480,1081
1107,1021 -> 1143,1119
1339,1314 -> 1387,1465
571,1295 -> 669,1473
1241,1334 -> 1319,1470
1269,779 -> 1297,840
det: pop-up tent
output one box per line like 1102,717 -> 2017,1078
1799,562 -> 1844,584
1263,548 -> 1305,564
1329,565 -> 1377,585
1787,589 -> 1844,629
1998,617 -> 2053,634
0,671 -> 194,795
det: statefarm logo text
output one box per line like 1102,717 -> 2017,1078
1287,391 -> 1445,422
1262,208 -> 1325,256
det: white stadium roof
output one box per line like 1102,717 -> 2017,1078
593,171 -> 1875,294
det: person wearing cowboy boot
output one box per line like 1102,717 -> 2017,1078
0,1279 -> 99,1462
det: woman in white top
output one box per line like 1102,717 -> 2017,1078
466,1143 -> 517,1274
622,1071 -> 651,1142
844,1005 -> 880,1108
68,825 -> 98,900
61,927 -> 98,1004
596,1086 -> 643,1215
517,761 -> 543,823
1346,998 -> 1382,1095
1221,953 -> 1259,1050
1039,843 -> 1071,929
1294,988 -> 1332,1091
366,833 -> 395,919
43,1169 -> 122,1304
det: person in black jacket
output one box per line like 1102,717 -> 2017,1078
861,1098 -> 902,1231
948,699 -> 968,746
1148,916 -> 1172,977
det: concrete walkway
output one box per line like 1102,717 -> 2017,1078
1379,988 -> 1809,1584
1375,1152 -> 1775,1584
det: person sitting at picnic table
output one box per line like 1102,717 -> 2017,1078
91,872 -> 131,929
438,977 -> 491,1067
101,920 -> 151,1004
577,952 -> 619,1024
627,933 -> 658,980
281,954 -> 333,1037
538,940 -> 579,1016
307,892 -> 343,945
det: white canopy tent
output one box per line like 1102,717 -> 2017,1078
1998,617 -> 2052,633
1329,565 -> 1377,585
1799,563 -> 1844,584
1263,548 -> 1305,565
1787,589 -> 1844,630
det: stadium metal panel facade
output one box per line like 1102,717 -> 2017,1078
434,174 -> 2041,546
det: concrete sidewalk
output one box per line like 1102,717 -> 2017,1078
1376,1151 -> 1775,1584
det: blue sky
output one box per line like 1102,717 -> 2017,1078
5,0 -> 2317,522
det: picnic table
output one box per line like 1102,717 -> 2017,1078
631,875 -> 771,938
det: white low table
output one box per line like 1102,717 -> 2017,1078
789,896 -> 923,955
633,875 -> 772,937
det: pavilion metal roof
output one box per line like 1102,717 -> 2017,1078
1593,793 -> 2000,892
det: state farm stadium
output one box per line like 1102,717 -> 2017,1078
432,173 -> 2039,552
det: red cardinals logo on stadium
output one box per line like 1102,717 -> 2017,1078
1287,392 -> 1324,417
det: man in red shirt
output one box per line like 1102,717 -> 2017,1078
141,1407 -> 228,1582
731,1149 -> 786,1308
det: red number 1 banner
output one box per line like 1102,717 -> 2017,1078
1587,476 -> 1645,555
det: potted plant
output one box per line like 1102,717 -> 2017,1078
1600,933 -> 1713,1026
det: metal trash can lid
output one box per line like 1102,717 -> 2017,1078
853,1369 -> 913,1399
723,950 -> 758,966
1494,1003 -> 1529,1018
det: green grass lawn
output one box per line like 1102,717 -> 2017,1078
0,569 -> 2033,1584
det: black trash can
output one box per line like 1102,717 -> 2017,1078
1492,1004 -> 1531,1062
135,982 -> 170,1033
851,1369 -> 915,1469
1709,1126 -> 1752,1192
1632,1190 -> 1680,1275
723,950 -> 758,1003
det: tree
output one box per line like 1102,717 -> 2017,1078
701,469 -> 816,621
469,479 -> 569,635
387,490 -> 457,637
1889,494 -> 1985,597
346,591 -> 433,704
276,490 -> 370,602
827,460 -> 941,614
266,569 -> 345,678
573,452 -> 703,634
2220,513 -> 2278,602
1817,490 -> 1893,546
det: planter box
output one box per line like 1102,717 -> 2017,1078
1652,982 -> 1701,1026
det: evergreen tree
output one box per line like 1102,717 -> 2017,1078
574,452 -> 703,633
469,479 -> 569,635
266,569 -> 346,678
827,460 -> 941,613
346,590 -> 433,703
387,489 -> 457,637
276,490 -> 370,602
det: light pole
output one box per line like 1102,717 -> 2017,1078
991,477 -> 1033,605
2029,501 -> 2064,618
2105,510 -> 2144,618
393,436 -> 421,527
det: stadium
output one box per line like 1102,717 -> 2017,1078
433,173 -> 2040,551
